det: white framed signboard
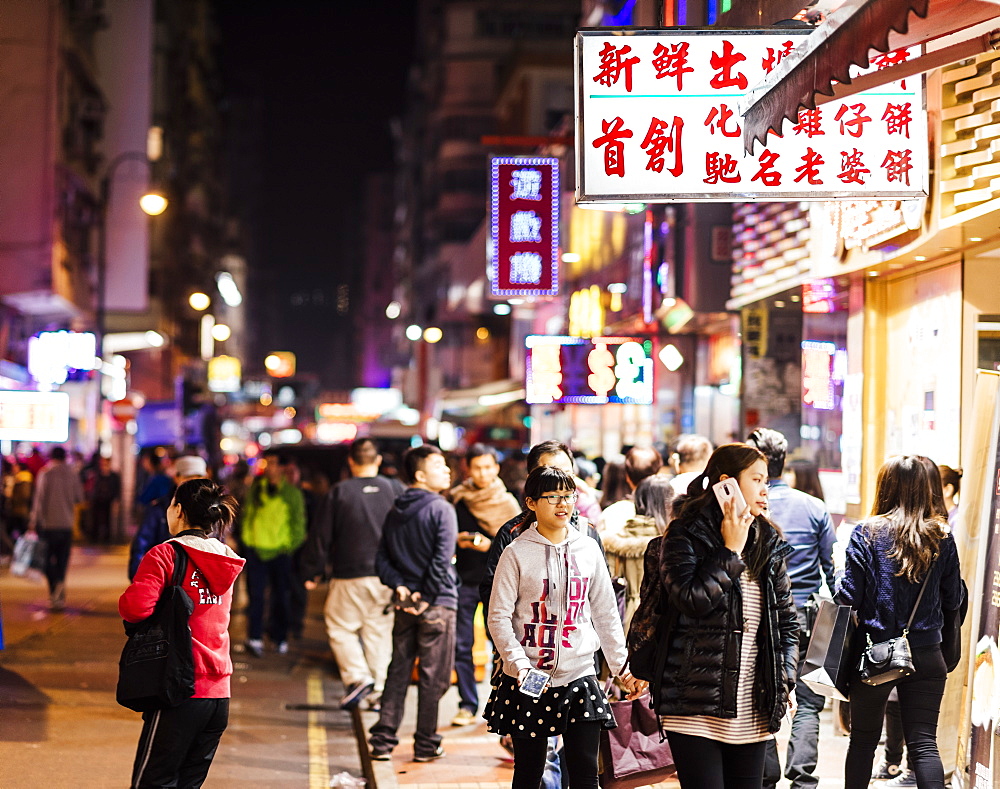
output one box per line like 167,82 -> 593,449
576,29 -> 927,202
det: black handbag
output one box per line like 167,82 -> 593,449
116,542 -> 196,712
857,562 -> 933,686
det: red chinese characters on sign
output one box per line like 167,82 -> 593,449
704,104 -> 741,137
793,109 -> 824,138
705,152 -> 740,184
593,117 -> 633,177
835,103 -> 872,138
709,40 -> 748,90
882,150 -> 913,185
593,42 -> 641,93
752,149 -> 782,186
882,103 -> 912,138
491,157 -> 558,296
578,33 -> 926,199
652,41 -> 694,90
838,149 -> 870,184
761,41 -> 795,74
641,116 -> 684,176
794,147 -> 825,185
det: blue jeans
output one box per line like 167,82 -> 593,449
845,644 -> 947,789
454,584 -> 480,712
244,549 -> 292,643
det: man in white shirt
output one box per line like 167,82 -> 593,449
598,446 -> 662,536
668,434 -> 713,496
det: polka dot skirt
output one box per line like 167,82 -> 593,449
484,674 -> 617,738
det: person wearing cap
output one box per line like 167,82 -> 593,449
128,455 -> 209,579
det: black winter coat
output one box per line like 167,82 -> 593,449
654,501 -> 798,733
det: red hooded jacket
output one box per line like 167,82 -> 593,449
120,534 -> 245,698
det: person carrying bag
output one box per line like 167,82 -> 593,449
836,455 -> 964,789
119,479 -> 245,789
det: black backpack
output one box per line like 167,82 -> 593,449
116,541 -> 196,712
626,536 -> 674,686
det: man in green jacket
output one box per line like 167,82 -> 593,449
241,449 -> 306,656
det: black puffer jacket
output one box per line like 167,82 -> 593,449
654,501 -> 798,733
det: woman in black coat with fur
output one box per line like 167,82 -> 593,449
653,443 -> 798,789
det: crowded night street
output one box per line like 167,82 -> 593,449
4,0 -> 1000,788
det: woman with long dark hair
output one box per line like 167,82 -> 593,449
653,443 -> 798,788
837,455 -> 964,788
120,479 -> 245,788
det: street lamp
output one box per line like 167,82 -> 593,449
96,151 -> 169,359
95,151 -> 168,445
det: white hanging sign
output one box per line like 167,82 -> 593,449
576,29 -> 927,202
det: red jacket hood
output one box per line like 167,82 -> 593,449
173,533 -> 245,596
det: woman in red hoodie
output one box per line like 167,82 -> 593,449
120,478 -> 246,788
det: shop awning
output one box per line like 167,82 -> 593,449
437,378 -> 526,416
741,0 -> 1000,150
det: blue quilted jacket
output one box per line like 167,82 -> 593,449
836,519 -> 963,647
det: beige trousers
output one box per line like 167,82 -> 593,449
323,576 -> 394,691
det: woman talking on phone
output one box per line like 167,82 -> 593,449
486,465 -> 639,789
653,443 -> 798,789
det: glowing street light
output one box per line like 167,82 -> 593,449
423,327 -> 443,344
405,324 -> 422,341
211,323 -> 231,342
189,292 -> 210,311
139,191 -> 168,216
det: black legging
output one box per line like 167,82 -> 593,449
665,731 -> 768,788
845,644 -> 947,788
511,722 -> 602,789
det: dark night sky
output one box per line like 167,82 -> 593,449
213,0 -> 418,388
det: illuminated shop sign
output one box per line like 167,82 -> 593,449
525,335 -> 653,405
801,341 -> 847,411
490,157 -> 560,297
0,390 -> 70,442
576,30 -> 927,202
802,279 -> 839,314
28,331 -> 98,386
207,355 -> 241,393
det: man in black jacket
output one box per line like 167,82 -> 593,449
369,445 -> 458,763
301,438 -> 404,710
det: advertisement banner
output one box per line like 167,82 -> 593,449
490,157 -> 560,297
576,30 -> 927,202
968,416 -> 1000,787
525,335 -> 653,405
0,390 -> 70,442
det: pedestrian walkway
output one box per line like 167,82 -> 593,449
0,544 -> 364,788
361,677 -> 850,789
1,545 -> 858,788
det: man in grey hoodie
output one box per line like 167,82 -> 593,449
29,446 -> 84,610
369,445 -> 458,763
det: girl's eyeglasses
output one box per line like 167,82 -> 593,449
537,493 -> 579,505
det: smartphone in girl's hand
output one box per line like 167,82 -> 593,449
712,478 -> 747,516
518,668 -> 551,698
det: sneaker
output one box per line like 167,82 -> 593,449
872,760 -> 902,781
245,639 -> 264,658
370,748 -> 392,761
364,693 -> 382,712
340,681 -> 375,710
875,770 -> 917,788
414,746 -> 445,762
276,641 -> 289,654
451,708 -> 477,726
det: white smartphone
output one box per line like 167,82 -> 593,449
519,668 -> 551,698
712,478 -> 748,516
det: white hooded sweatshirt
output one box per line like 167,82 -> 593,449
488,522 -> 629,687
